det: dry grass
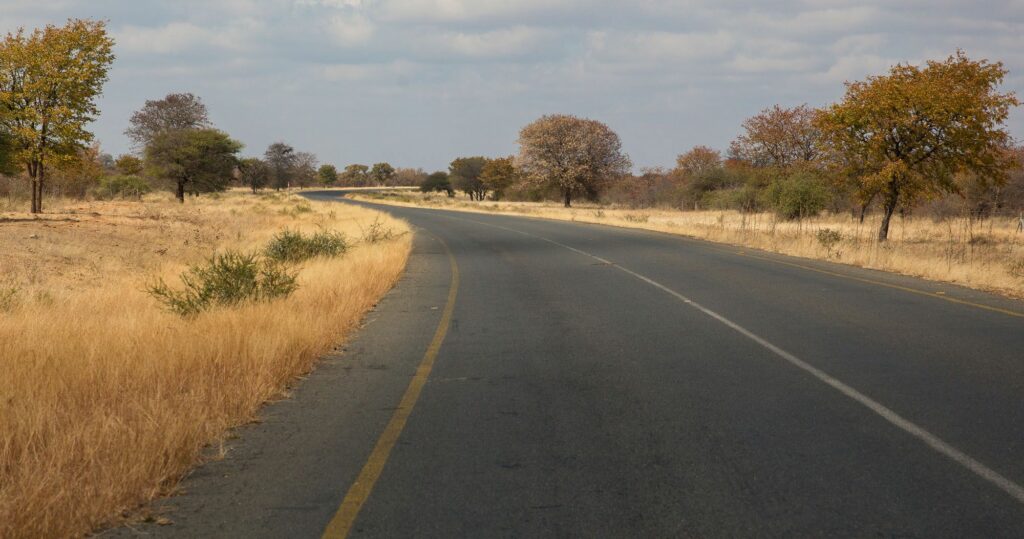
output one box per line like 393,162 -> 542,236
355,191 -> 1024,298
0,190 -> 411,538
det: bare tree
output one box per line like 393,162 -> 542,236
516,114 -> 631,207
125,93 -> 210,150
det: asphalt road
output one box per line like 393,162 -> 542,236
117,190 -> 1024,538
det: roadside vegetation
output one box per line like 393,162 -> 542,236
359,51 -> 1024,298
0,191 -> 410,537
0,19 -> 412,538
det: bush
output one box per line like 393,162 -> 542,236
420,172 -> 453,195
94,175 -> 151,199
264,230 -> 348,263
763,171 -> 829,220
361,217 -> 396,244
816,228 -> 843,258
148,251 -> 298,316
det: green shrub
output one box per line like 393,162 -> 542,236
148,251 -> 298,317
94,175 -> 152,199
264,230 -> 348,263
763,171 -> 829,220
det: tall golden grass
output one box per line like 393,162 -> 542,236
355,191 -> 1024,298
0,191 -> 411,538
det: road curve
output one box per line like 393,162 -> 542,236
119,190 -> 1024,538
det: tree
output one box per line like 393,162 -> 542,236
675,146 -> 722,177
729,104 -> 820,169
239,157 -> 269,193
391,167 -> 428,186
420,171 -> 453,196
0,132 -> 17,175
0,19 -> 115,213
370,162 -> 395,186
292,151 -> 318,188
115,154 -> 143,176
145,128 -> 241,202
816,51 -> 1019,241
264,142 -> 296,190
517,114 -> 631,207
125,93 -> 210,150
49,142 -> 105,198
449,156 -> 488,200
318,164 -> 338,185
342,163 -> 369,186
480,156 -> 518,200
762,170 -> 830,220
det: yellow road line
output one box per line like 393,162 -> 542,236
322,236 -> 460,539
727,250 -> 1024,319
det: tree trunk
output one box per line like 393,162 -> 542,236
877,182 -> 900,242
563,189 -> 572,208
37,164 -> 45,213
176,180 -> 186,203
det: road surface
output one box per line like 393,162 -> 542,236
117,190 -> 1024,537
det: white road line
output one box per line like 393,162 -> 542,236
452,213 -> 1024,506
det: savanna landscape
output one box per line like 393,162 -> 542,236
3,3 -> 1024,539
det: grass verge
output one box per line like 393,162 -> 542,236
0,190 -> 411,537
353,191 -> 1024,298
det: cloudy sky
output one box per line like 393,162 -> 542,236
3,1 -> 1022,171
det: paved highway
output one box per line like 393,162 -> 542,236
119,190 -> 1024,537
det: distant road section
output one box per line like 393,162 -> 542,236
122,189 -> 1024,538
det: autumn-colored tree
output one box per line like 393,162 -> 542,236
675,146 -> 722,178
0,19 -> 115,212
318,164 -> 338,185
729,104 -> 820,169
125,93 -> 210,149
48,142 -> 106,198
816,51 -> 1019,241
517,114 -> 631,207
239,157 -> 270,193
115,154 -> 144,176
449,157 -> 488,200
370,162 -> 395,186
480,156 -> 519,200
145,128 -> 241,202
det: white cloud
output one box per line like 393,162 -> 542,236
435,26 -> 555,58
327,12 -> 375,44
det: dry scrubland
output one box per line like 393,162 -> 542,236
0,191 -> 410,537
356,191 -> 1024,298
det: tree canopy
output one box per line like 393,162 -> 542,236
239,157 -> 269,193
480,157 -> 518,200
0,18 -> 115,212
125,92 -> 210,149
449,156 -> 487,200
318,164 -> 338,185
145,128 -> 241,202
264,142 -> 296,190
729,104 -> 820,169
370,162 -> 395,186
816,51 -> 1019,240
517,114 -> 631,207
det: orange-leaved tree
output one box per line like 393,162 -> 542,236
816,51 -> 1019,241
